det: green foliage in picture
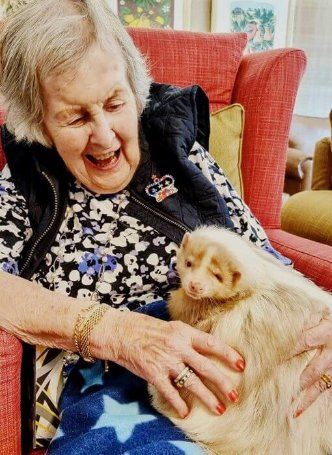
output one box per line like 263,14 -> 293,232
118,0 -> 175,29
231,4 -> 276,52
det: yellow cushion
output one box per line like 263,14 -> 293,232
209,104 -> 244,196
312,137 -> 332,190
281,190 -> 332,246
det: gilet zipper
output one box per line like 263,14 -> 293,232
130,191 -> 190,236
19,171 -> 59,277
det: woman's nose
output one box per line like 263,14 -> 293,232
90,114 -> 115,149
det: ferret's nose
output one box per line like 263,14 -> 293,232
189,281 -> 204,295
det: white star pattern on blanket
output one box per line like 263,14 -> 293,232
51,426 -> 64,442
92,395 -> 157,443
170,441 -> 206,454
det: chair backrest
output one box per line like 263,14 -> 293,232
127,28 -> 247,112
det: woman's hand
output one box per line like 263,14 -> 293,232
90,308 -> 245,418
293,311 -> 332,417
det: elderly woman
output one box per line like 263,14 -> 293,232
0,1 -> 331,453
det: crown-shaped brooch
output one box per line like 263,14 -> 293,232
145,174 -> 178,203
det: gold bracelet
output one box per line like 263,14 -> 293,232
74,303 -> 109,362
74,303 -> 96,356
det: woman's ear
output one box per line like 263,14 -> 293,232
40,123 -> 53,148
181,232 -> 190,250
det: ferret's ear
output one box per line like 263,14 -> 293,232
232,271 -> 241,286
181,232 -> 190,249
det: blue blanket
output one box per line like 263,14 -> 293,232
48,301 -> 206,455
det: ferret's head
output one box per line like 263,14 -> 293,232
176,227 -> 265,302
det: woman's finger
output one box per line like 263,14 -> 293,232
184,350 -> 239,404
294,370 -> 332,417
153,376 -> 189,419
293,318 -> 332,355
302,311 -> 327,330
173,366 -> 227,415
192,330 -> 245,372
299,347 -> 332,389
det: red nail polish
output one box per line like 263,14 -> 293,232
228,390 -> 239,402
236,359 -> 245,371
294,409 -> 302,418
216,403 -> 226,415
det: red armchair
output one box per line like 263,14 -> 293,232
1,28 -> 331,455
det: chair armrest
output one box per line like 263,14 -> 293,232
284,147 -> 313,194
267,228 -> 332,291
0,329 -> 22,454
232,49 -> 307,228
286,147 -> 313,180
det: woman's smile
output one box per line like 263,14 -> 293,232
85,147 -> 121,169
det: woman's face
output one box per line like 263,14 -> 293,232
42,43 -> 140,194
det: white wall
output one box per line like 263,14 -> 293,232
190,0 -> 211,32
291,0 -> 332,118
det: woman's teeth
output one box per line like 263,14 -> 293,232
94,150 -> 116,160
87,149 -> 120,166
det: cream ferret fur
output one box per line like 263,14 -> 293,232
149,226 -> 332,455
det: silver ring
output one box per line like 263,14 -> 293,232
321,373 -> 332,390
173,366 -> 194,388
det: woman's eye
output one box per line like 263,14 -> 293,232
105,101 -> 124,111
67,116 -> 86,126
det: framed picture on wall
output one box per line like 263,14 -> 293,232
108,0 -> 191,30
211,0 -> 293,53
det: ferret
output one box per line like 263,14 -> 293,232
149,226 -> 332,455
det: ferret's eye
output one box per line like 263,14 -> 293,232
214,273 -> 223,282
186,260 -> 192,268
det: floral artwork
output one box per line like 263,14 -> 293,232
116,0 -> 176,29
211,0 -> 290,53
0,0 -> 184,30
231,2 -> 276,52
